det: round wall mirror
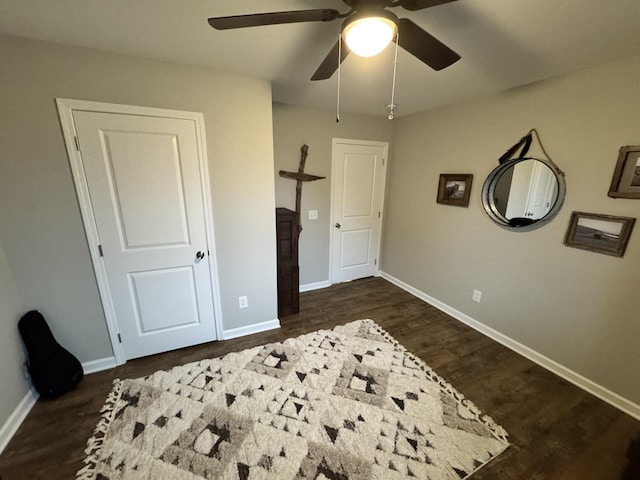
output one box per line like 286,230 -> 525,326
481,157 -> 566,231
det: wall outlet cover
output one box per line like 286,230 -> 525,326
472,290 -> 482,303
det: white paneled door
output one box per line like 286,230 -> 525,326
331,139 -> 388,283
525,161 -> 558,219
72,109 -> 217,360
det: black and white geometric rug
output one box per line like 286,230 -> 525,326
77,320 -> 508,479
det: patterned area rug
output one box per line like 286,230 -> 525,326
77,320 -> 508,479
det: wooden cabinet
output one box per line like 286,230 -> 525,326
276,208 -> 299,316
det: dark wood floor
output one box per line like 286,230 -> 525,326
0,277 -> 637,479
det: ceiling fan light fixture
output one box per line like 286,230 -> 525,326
342,13 -> 398,57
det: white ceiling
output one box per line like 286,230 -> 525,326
2,0 -> 640,117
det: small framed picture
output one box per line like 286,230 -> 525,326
608,145 -> 640,199
563,211 -> 635,257
437,174 -> 473,207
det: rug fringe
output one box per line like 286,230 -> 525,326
361,319 -> 510,444
75,378 -> 124,480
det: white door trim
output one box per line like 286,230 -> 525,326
56,98 -> 223,365
329,138 -> 389,285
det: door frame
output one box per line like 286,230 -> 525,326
56,98 -> 223,365
329,138 -> 389,285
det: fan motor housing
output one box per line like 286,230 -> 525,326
342,9 -> 399,32
343,0 -> 391,10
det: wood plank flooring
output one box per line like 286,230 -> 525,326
0,277 -> 637,479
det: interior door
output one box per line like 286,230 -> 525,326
331,139 -> 388,283
525,161 -> 558,219
73,110 -> 217,360
504,160 -> 557,220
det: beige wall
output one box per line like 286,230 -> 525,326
383,54 -> 640,404
0,240 -> 29,431
273,104 -> 393,285
0,33 -> 277,369
3,30 -> 638,431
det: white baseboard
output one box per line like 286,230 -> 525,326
380,271 -> 640,421
0,387 -> 39,456
300,280 -> 331,292
0,356 -> 116,455
82,356 -> 117,374
222,319 -> 281,340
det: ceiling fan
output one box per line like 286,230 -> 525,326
208,0 -> 461,81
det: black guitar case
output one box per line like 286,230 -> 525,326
621,433 -> 640,480
18,310 -> 84,398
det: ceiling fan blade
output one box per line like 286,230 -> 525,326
311,40 -> 351,81
397,18 -> 460,71
208,9 -> 340,30
399,0 -> 458,11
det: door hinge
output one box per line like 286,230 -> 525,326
117,333 -> 122,343
74,136 -> 81,151
374,259 -> 377,265
382,157 -> 385,166
98,244 -> 104,257
378,211 -> 381,218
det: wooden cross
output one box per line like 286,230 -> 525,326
279,144 -> 325,236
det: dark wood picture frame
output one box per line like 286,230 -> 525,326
608,145 -> 640,199
437,174 -> 473,207
563,211 -> 635,257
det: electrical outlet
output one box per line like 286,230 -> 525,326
472,289 -> 482,303
308,209 -> 318,220
238,296 -> 248,309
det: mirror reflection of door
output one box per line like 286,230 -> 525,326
525,161 -> 558,219
494,160 -> 558,220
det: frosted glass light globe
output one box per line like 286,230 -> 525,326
343,16 -> 397,57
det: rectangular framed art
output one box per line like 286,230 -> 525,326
563,211 -> 635,257
608,145 -> 640,199
437,174 -> 473,207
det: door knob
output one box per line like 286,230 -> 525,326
196,251 -> 205,260
335,223 -> 341,229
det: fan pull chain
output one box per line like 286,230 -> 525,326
336,33 -> 342,123
387,31 -> 399,120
